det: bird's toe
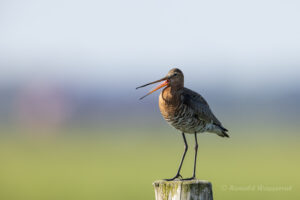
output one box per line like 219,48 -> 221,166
164,174 -> 182,181
181,176 -> 196,181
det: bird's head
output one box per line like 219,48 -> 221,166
136,68 -> 184,100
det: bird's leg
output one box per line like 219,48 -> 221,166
182,133 -> 198,180
164,132 -> 188,181
192,133 -> 198,178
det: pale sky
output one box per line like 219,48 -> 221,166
0,0 -> 299,91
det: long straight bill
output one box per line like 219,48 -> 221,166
136,77 -> 167,89
139,80 -> 169,100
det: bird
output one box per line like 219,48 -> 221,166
136,68 -> 229,181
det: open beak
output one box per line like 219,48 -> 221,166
136,76 -> 169,100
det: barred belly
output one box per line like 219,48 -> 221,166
163,104 -> 207,134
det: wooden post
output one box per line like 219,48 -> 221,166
153,180 -> 213,200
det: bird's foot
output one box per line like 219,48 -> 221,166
164,174 -> 183,181
181,176 -> 196,181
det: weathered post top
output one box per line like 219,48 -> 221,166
153,180 -> 213,200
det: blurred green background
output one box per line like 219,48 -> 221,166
0,126 -> 299,200
1,0 -> 300,199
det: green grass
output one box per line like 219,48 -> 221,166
0,129 -> 299,200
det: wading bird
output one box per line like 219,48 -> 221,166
136,68 -> 229,181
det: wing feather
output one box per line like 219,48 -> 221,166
181,88 -> 222,126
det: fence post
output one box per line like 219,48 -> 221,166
153,180 -> 213,200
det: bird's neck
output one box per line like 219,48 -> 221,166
161,86 -> 181,104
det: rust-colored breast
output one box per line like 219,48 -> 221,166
158,87 -> 180,122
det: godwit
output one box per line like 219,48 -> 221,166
136,68 -> 229,181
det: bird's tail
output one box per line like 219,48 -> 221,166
208,124 -> 229,138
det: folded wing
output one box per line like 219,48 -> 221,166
181,87 -> 229,137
